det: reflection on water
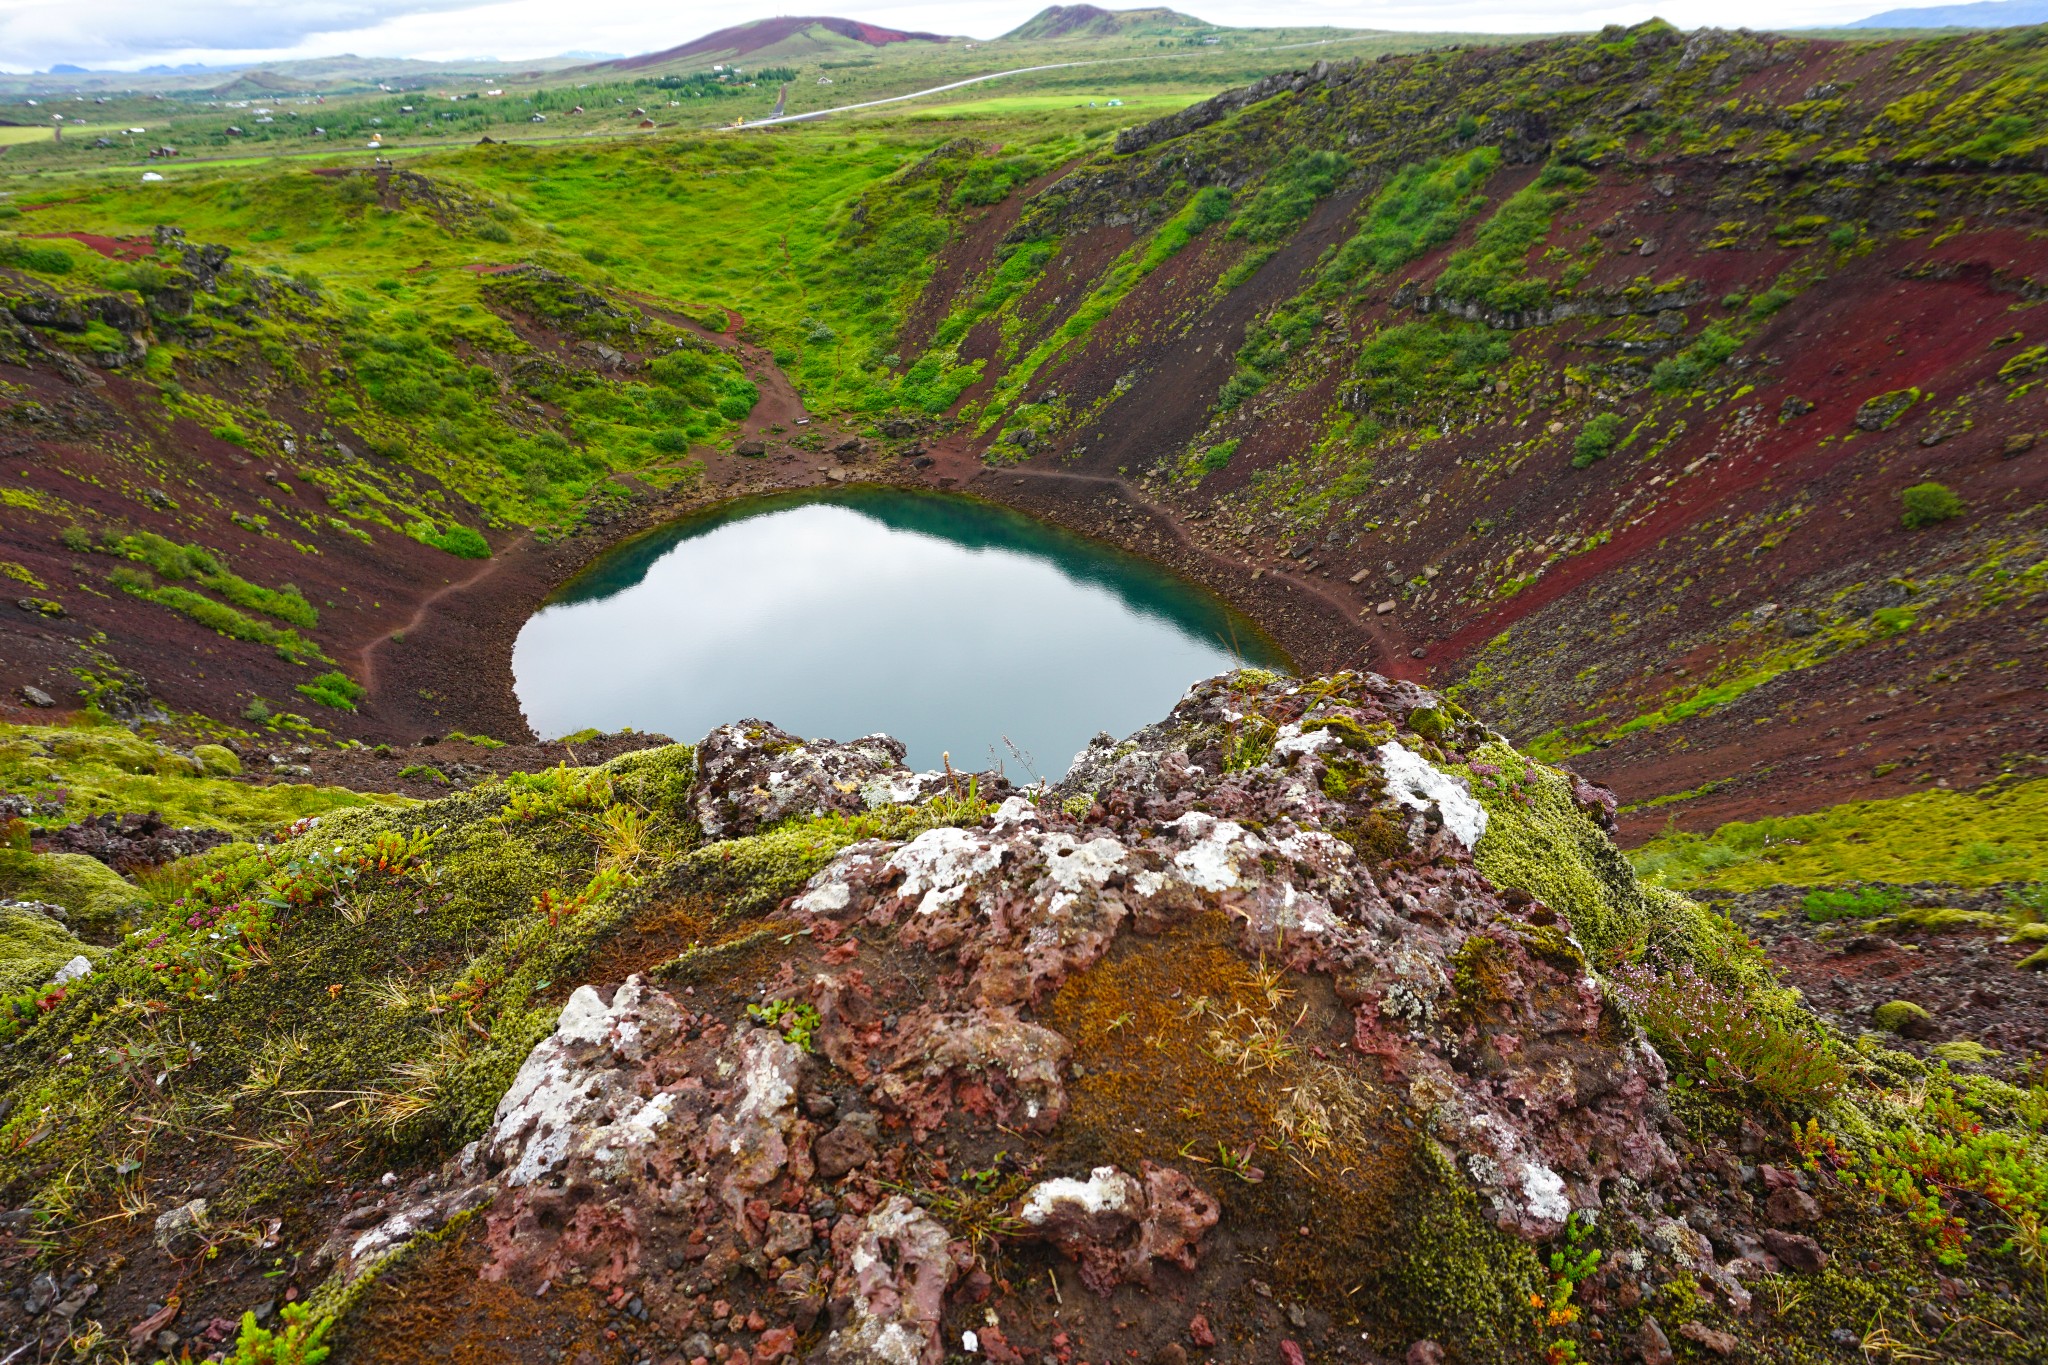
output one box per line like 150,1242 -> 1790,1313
513,488 -> 1287,774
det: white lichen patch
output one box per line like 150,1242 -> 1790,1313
1019,1166 -> 1143,1225
888,826 -> 1008,915
1164,811 -> 1260,891
1376,741 -> 1489,847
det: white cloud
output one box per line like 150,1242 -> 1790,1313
0,0 -> 1902,74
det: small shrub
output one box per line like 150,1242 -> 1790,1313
296,671 -> 366,712
1571,413 -> 1624,468
1801,885 -> 1905,920
0,238 -> 74,274
1649,324 -> 1740,392
226,1303 -> 331,1365
398,764 -> 449,784
1899,482 -> 1964,529
1745,287 -> 1794,318
417,523 -> 491,559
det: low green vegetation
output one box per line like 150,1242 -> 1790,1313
1647,323 -> 1739,392
93,531 -> 318,627
1349,319 -> 1511,419
1427,162 -> 1592,315
1218,146 -> 1499,411
0,721 -> 405,836
1900,481 -> 1965,529
983,183 -> 1233,427
1571,412 -> 1624,467
1801,885 -> 1908,921
1630,777 -> 2048,890
1226,148 -> 1348,245
297,671 -> 368,712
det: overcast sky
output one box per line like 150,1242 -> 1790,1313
0,0 -> 1908,73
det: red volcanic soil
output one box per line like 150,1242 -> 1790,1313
600,16 -> 949,72
898,120 -> 2048,840
25,232 -> 153,260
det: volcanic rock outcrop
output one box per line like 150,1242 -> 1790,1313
295,669 -> 1733,1362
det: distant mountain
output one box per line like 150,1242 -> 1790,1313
210,70 -> 318,97
593,17 -> 951,73
1844,0 -> 2048,24
1001,5 -> 1213,40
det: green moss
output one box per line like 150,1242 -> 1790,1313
1377,1140 -> 1546,1361
0,849 -> 150,938
0,904 -> 94,995
0,720 -> 406,837
1630,777 -> 2048,891
193,743 -> 243,777
0,754 -> 661,1223
1461,741 -> 1755,984
1877,906 -> 2008,933
684,788 -> 993,916
1873,999 -> 1932,1033
1928,1039 -> 2000,1065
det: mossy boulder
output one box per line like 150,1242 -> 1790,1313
45,727 -> 194,775
1873,999 -> 1936,1037
0,848 -> 149,938
193,742 -> 242,776
0,670 -> 1923,1363
0,903 -> 94,995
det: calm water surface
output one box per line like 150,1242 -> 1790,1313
513,489 -> 1286,774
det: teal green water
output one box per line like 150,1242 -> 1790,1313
513,488 -> 1287,774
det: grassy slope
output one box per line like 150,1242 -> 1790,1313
1631,775 -> 2048,890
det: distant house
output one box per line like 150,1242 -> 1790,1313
817,76 -> 833,85
531,113 -> 547,122
638,119 -> 656,128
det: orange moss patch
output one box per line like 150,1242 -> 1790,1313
337,1217 -> 632,1365
1039,912 -> 1413,1308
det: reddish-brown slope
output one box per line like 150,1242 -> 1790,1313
899,30 -> 2048,835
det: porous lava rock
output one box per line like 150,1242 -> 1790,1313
786,671 -> 1674,1237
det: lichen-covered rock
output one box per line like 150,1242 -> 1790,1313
1016,1161 -> 1220,1293
195,668 -> 1768,1362
691,719 -> 952,837
787,670 -> 1678,1237
820,1196 -> 961,1365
